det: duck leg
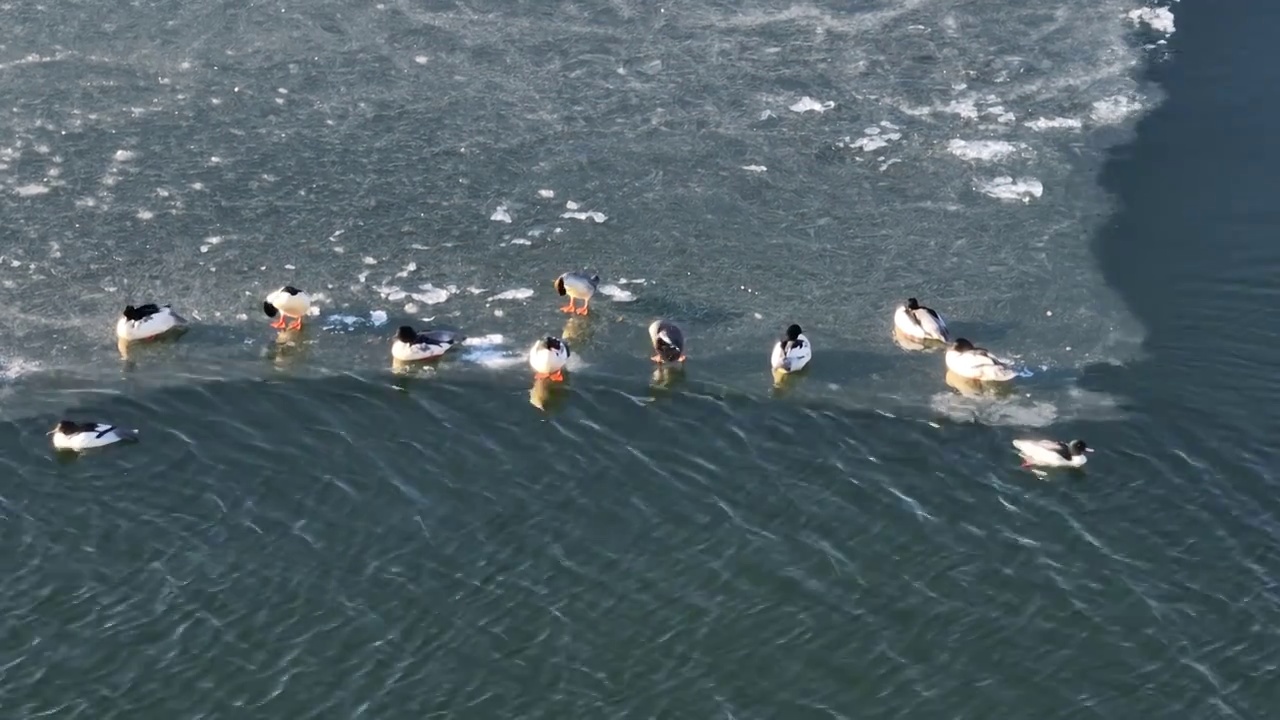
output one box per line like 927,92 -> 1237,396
548,370 -> 564,382
574,298 -> 590,316
287,316 -> 304,331
270,316 -> 288,329
560,298 -> 577,313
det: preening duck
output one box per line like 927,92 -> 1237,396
392,325 -> 462,362
529,335 -> 571,381
554,271 -> 600,316
49,420 -> 139,451
1012,438 -> 1091,468
116,303 -> 187,342
263,286 -> 311,330
648,319 -> 687,363
893,297 -> 950,343
944,338 -> 1020,382
770,324 -> 811,373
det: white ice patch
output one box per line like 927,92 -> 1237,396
12,184 -> 49,197
412,284 -> 450,305
946,139 -> 1023,162
113,149 -> 136,163
537,189 -> 555,198
1127,6 -> 1175,35
975,176 -> 1044,203
395,262 -> 417,278
461,334 -> 523,369
488,288 -> 534,301
508,238 -> 532,245
789,97 -> 835,113
370,310 -> 388,326
1090,95 -> 1144,124
742,165 -> 767,173
490,205 -> 512,223
1024,116 -> 1084,131
598,284 -> 636,302
560,210 -> 608,223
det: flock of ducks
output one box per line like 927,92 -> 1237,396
55,274 -> 1092,471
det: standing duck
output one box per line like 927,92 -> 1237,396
263,286 -> 311,330
648,319 -> 686,363
392,325 -> 463,362
529,335 -> 571,381
893,297 -> 950,343
116,303 -> 187,342
770,324 -> 812,373
944,338 -> 1020,382
554,272 -> 600,316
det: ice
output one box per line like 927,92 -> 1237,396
975,176 -> 1044,202
1127,6 -> 1175,35
490,205 -> 512,223
12,184 -> 49,197
789,97 -> 835,113
946,139 -> 1023,162
560,211 -> 608,223
598,284 -> 636,302
488,288 -> 534,301
1024,117 -> 1083,131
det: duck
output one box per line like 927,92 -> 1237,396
115,303 -> 187,342
1012,438 -> 1092,468
529,335 -> 571,381
49,420 -> 139,451
944,338 -> 1020,382
554,271 -> 600,316
263,286 -> 311,330
648,319 -> 686,363
770,324 -> 811,373
893,297 -> 950,343
392,325 -> 462,362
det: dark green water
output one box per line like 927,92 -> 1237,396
4,0 -> 1277,717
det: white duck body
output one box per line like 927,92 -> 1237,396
115,303 -> 186,341
529,336 -> 571,375
263,286 -> 312,320
893,298 -> 950,343
392,326 -> 462,362
50,421 -> 139,451
771,324 -> 812,373
1013,439 -> 1091,468
945,338 -> 1020,382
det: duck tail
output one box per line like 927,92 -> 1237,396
263,301 -> 278,318
554,276 -> 566,296
589,274 -> 600,286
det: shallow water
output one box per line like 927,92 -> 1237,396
6,0 -> 1279,717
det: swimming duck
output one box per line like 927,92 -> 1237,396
554,272 -> 600,315
392,325 -> 462,362
648,319 -> 686,363
1012,438 -> 1092,468
893,297 -> 950,343
770,324 -> 811,373
49,420 -> 139,451
944,338 -> 1020,382
529,335 -> 571,381
116,303 -> 187,342
263,286 -> 311,330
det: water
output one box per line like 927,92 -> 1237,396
4,0 -> 1278,717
